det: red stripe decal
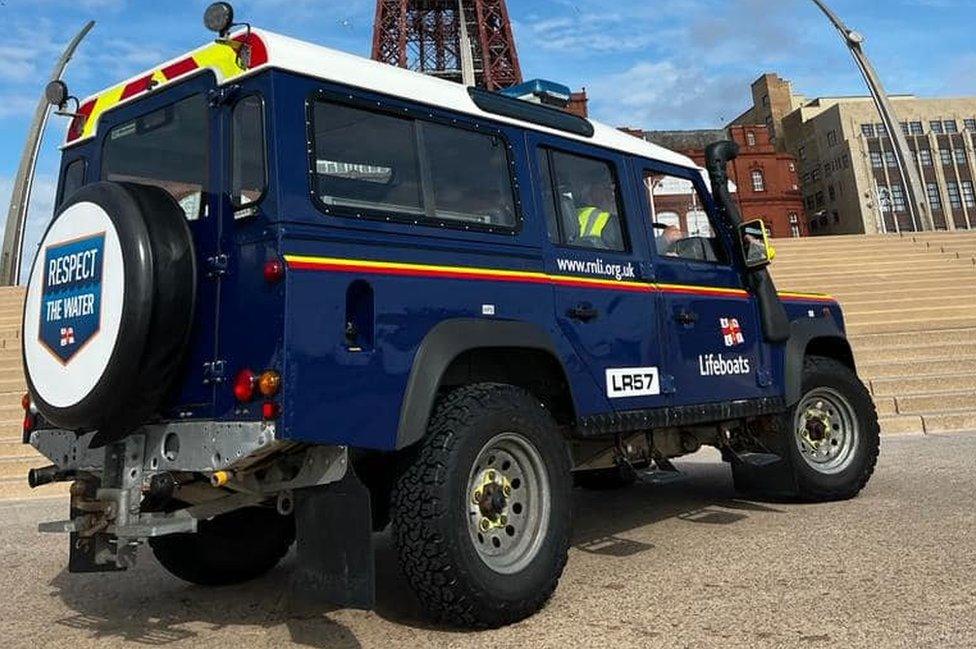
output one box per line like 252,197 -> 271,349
67,99 -> 96,142
120,74 -> 154,100
286,258 -> 835,303
161,57 -> 198,80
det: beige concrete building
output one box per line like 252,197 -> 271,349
731,75 -> 976,235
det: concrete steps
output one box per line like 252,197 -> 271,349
775,233 -> 976,437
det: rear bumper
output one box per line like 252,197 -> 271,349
31,420 -> 280,475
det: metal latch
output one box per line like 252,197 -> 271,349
206,254 -> 229,278
203,360 -> 227,385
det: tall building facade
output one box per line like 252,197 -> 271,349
733,75 -> 976,235
633,125 -> 807,238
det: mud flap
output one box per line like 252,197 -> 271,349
292,468 -> 375,610
729,421 -> 800,498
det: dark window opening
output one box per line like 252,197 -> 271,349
311,99 -> 516,230
58,158 -> 87,207
539,149 -> 627,252
101,93 -> 208,221
231,95 -> 267,208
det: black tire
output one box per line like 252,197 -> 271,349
23,181 -> 195,442
574,465 -> 637,490
149,507 -> 294,586
787,356 -> 880,502
391,383 -> 572,628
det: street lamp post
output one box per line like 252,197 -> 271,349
811,0 -> 933,233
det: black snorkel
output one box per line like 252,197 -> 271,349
705,141 -> 791,344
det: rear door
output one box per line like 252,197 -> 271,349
636,162 -> 773,406
529,135 -> 668,414
98,74 -> 221,417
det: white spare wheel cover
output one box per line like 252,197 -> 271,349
22,181 -> 196,443
24,202 -> 125,408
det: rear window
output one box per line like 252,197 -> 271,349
101,94 -> 208,220
311,99 -> 517,231
57,158 -> 86,207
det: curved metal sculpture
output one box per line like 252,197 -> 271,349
1,21 -> 95,285
811,1 -> 932,232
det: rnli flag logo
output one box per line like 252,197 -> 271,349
720,317 -> 745,348
38,233 -> 104,363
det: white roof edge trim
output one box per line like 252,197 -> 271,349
72,28 -> 698,171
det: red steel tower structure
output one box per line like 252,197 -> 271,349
371,0 -> 523,91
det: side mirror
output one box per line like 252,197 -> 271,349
738,219 -> 776,270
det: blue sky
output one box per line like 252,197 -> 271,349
1,0 -> 975,276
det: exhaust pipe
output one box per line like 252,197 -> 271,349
28,465 -> 74,489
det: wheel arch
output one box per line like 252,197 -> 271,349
396,319 -> 575,449
784,318 -> 856,406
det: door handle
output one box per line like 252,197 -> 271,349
568,303 -> 599,323
676,309 -> 699,326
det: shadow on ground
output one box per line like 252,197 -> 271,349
47,458 -> 782,646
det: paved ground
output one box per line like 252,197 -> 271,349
2,433 -> 975,649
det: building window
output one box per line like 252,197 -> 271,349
962,181 -> 976,208
789,212 -> 801,238
927,183 -> 942,210
965,118 -> 976,131
751,169 -> 766,192
827,130 -> 838,147
884,151 -> 897,168
930,121 -> 944,134
890,184 -> 907,212
900,122 -> 909,136
919,149 -> 933,166
746,131 -> 757,146
789,162 -> 796,173
947,182 -> 963,209
954,148 -> 967,165
875,123 -> 887,137
909,121 -> 923,135
941,149 -> 953,166
828,185 -> 836,201
945,120 -> 959,134
870,151 -> 883,169
815,191 -> 825,208
861,124 -> 875,137
762,94 -> 769,107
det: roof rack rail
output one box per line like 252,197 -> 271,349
467,86 -> 594,138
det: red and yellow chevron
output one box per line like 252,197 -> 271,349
67,33 -> 268,145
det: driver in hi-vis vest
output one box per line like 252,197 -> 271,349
575,182 -> 620,248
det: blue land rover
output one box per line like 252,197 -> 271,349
21,6 -> 879,628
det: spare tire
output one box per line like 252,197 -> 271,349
22,182 -> 196,443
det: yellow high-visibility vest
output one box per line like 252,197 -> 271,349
577,206 -> 611,239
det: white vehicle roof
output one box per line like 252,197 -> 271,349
69,29 -> 699,173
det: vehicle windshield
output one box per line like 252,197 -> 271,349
101,93 -> 208,220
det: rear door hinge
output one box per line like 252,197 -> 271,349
207,84 -> 241,107
203,360 -> 227,385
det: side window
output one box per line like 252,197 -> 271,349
644,172 -> 729,264
231,95 -> 267,207
539,149 -> 627,252
58,159 -> 86,207
311,99 -> 516,230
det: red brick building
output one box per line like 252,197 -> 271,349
629,125 -> 808,238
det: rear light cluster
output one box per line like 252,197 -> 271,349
233,369 -> 282,420
22,393 -> 37,435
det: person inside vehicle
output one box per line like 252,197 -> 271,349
656,224 -> 686,256
575,182 -> 622,249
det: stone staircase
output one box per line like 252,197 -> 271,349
1,233 -> 974,501
0,287 -> 70,502
772,231 -> 976,436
